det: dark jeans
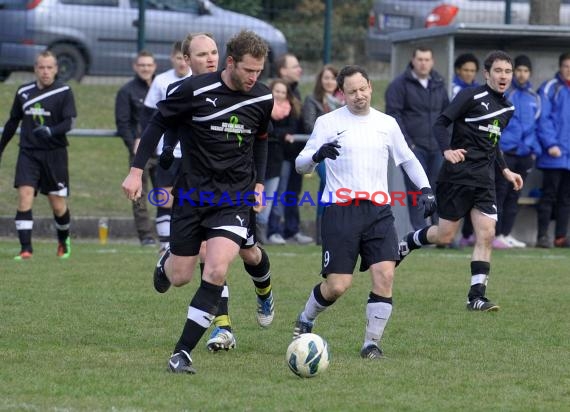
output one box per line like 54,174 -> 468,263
403,146 -> 443,230
495,154 -> 533,235
536,168 -> 570,238
129,152 -> 158,241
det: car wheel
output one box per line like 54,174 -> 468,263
50,44 -> 86,82
0,70 -> 11,82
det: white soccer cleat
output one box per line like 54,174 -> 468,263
206,327 -> 236,352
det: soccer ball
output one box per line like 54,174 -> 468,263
286,333 -> 330,378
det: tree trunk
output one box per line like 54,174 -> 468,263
529,0 -> 561,25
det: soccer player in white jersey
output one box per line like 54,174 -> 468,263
292,65 -> 435,359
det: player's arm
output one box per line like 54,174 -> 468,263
0,93 -> 24,162
295,116 -> 339,174
122,111 -> 170,200
433,114 -> 467,163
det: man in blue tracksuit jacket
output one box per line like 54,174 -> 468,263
495,55 -> 541,249
535,52 -> 570,248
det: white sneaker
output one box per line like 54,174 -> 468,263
206,327 -> 236,352
492,235 -> 512,249
290,232 -> 314,244
504,234 -> 526,248
267,233 -> 286,245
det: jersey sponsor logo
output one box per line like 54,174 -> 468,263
206,97 -> 218,107
210,115 -> 251,147
477,119 -> 501,145
26,102 -> 51,125
192,93 -> 272,122
480,101 -> 490,110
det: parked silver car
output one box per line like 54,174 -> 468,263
0,0 -> 287,81
366,0 -> 570,61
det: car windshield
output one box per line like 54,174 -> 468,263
142,0 -> 200,12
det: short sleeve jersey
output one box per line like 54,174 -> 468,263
438,84 -> 514,187
9,80 -> 76,150
157,71 -> 273,202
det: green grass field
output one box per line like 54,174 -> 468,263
1,241 -> 569,411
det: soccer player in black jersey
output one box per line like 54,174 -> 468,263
122,30 -> 273,374
0,51 -> 76,260
400,50 -> 524,312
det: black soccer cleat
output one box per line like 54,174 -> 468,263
395,237 -> 411,267
466,297 -> 500,312
360,344 -> 384,359
167,350 -> 196,374
154,248 -> 171,293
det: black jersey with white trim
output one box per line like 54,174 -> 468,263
157,71 -> 273,203
438,84 -> 514,188
7,80 -> 76,150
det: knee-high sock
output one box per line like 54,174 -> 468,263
364,292 -> 392,348
54,208 -> 70,244
244,247 -> 272,299
213,284 -> 232,331
468,261 -> 490,301
15,210 -> 33,253
156,207 -> 171,250
301,283 -> 334,322
174,280 -> 223,354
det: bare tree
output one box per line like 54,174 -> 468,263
529,0 -> 561,25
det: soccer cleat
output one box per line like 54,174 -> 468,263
360,344 -> 384,359
466,297 -> 500,312
206,327 -> 236,352
167,350 -> 196,374
153,248 -> 171,293
292,313 -> 314,339
14,251 -> 33,261
256,292 -> 275,327
57,237 -> 71,259
395,238 -> 411,267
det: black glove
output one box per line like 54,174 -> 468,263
312,142 -> 341,163
32,125 -> 52,139
159,145 -> 175,170
420,187 -> 436,218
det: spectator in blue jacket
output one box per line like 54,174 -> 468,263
494,55 -> 541,249
535,52 -> 570,248
451,53 -> 480,99
385,46 -> 449,230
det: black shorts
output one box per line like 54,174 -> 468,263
241,208 -> 257,249
14,148 -> 69,196
320,201 -> 399,275
169,198 -> 251,256
436,182 -> 497,221
154,158 -> 181,188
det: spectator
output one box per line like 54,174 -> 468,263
141,41 -> 191,254
0,51 -> 76,260
115,51 -> 158,246
452,53 -> 481,248
301,64 -> 345,245
535,52 -> 570,248
257,78 -> 301,245
385,46 -> 449,231
268,53 -> 314,244
494,54 -> 541,249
